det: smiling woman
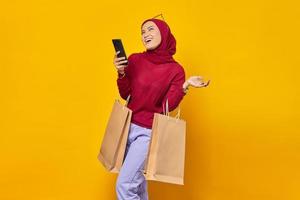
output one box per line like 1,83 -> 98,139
141,21 -> 162,50
111,17 -> 209,200
1,0 -> 299,199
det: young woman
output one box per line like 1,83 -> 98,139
113,18 -> 208,200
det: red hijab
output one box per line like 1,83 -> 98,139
141,18 -> 177,64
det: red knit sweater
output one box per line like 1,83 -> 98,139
117,53 -> 186,129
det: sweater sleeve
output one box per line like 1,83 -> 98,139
162,67 -> 186,112
116,54 -> 133,100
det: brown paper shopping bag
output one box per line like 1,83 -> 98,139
144,100 -> 186,185
97,96 -> 132,173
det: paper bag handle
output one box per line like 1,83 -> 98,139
121,95 -> 131,110
162,99 -> 181,120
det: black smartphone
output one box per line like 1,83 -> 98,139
112,39 -> 128,64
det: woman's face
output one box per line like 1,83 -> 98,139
141,21 -> 162,50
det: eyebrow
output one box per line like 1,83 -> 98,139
142,26 -> 154,32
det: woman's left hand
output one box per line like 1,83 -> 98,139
186,76 -> 210,88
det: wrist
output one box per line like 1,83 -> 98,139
183,81 -> 190,93
118,70 -> 125,75
183,81 -> 190,90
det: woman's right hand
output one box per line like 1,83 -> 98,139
113,51 -> 128,74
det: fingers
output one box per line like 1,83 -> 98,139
114,51 -> 120,57
113,51 -> 119,60
115,64 -> 127,70
116,59 -> 128,64
204,80 -> 210,87
114,60 -> 128,69
188,75 -> 210,88
113,51 -> 128,69
113,51 -> 126,61
115,57 -> 127,62
190,80 -> 210,88
115,57 -> 128,71
194,76 -> 203,80
198,80 -> 210,87
200,80 -> 210,87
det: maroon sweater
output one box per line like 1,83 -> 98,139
117,53 -> 186,129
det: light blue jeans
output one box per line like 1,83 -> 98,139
116,122 -> 152,200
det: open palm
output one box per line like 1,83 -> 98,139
187,76 -> 210,88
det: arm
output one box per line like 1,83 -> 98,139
117,70 -> 131,100
116,55 -> 133,100
162,67 -> 186,112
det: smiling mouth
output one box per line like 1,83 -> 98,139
145,39 -> 152,43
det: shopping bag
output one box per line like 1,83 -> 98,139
97,96 -> 132,173
144,100 -> 186,185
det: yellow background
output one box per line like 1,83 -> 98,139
1,0 -> 299,199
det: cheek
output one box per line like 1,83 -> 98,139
154,31 -> 161,43
158,35 -> 162,44
154,35 -> 161,46
141,36 -> 147,45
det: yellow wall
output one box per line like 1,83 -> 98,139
1,0 -> 299,199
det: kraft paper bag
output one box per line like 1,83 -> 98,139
144,100 -> 186,185
98,96 -> 132,173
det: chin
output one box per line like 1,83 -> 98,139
146,45 -> 158,51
